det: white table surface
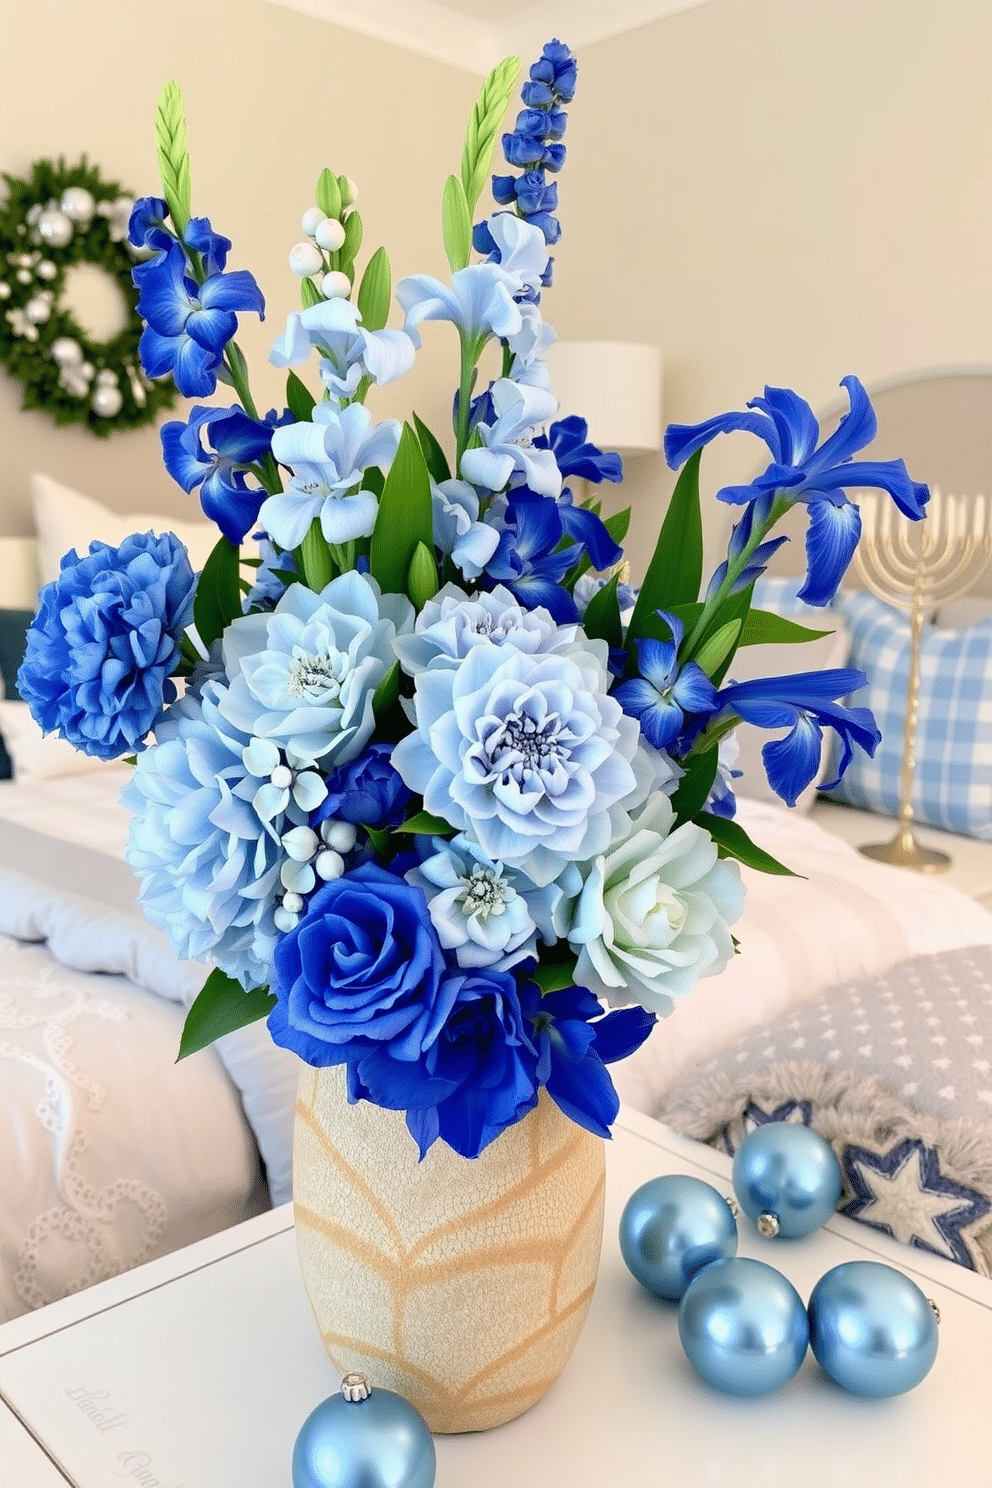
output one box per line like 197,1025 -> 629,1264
1,1106 -> 990,1488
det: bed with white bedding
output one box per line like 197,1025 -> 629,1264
3,761 -> 992,1323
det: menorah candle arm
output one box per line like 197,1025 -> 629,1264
897,589 -> 926,831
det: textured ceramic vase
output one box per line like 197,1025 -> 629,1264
293,1064 -> 606,1434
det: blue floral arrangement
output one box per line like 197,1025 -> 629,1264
18,43 -> 928,1159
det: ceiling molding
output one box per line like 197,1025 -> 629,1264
264,0 -> 717,74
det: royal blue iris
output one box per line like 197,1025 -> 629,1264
161,404 -> 282,545
134,238 -> 265,399
665,377 -> 930,606
715,668 -> 881,807
614,611 -> 718,750
520,981 -> 655,1139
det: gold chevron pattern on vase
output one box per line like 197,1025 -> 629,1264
293,1064 -> 606,1433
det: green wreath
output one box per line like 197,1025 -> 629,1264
0,158 -> 175,436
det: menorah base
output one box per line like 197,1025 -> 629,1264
858,828 -> 951,874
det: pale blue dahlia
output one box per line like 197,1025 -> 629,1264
391,640 -> 642,886
217,570 -> 413,766
123,682 -> 284,989
392,583 -> 582,677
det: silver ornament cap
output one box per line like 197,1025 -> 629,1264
341,1372 -> 371,1403
292,1371 -> 436,1488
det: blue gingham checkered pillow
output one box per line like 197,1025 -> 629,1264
823,590 -> 992,840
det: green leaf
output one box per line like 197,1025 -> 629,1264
697,812 -> 801,877
395,811 -> 454,836
300,276 -> 322,309
341,209 -> 363,271
371,660 -> 400,719
315,167 -> 341,220
364,825 -> 391,856
604,506 -> 631,545
177,970 -> 275,1061
582,572 -> 623,649
707,586 -> 754,686
460,55 -> 522,214
670,747 -> 719,826
193,536 -> 241,649
407,541 -> 439,609
362,466 -> 385,498
298,518 -> 334,591
694,619 -> 742,678
357,247 -> 392,332
530,957 -> 579,993
154,81 -> 192,238
628,451 -> 703,641
286,370 -> 316,423
369,423 -> 433,595
441,173 -> 472,273
413,413 -> 451,483
738,609 -> 834,647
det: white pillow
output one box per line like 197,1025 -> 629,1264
32,472 -> 216,586
727,624 -> 851,812
0,699 -> 111,784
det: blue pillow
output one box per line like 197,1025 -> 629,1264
0,608 -> 33,781
823,590 -> 992,840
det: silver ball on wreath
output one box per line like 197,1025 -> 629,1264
0,282 -> 10,300
24,293 -> 52,325
37,208 -> 73,249
36,259 -> 57,281
60,187 -> 96,226
91,381 -> 124,417
51,337 -> 83,367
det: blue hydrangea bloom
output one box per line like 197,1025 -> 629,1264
614,612 -> 718,750
267,862 -> 450,1067
134,239 -> 265,398
715,668 -> 881,807
18,531 -> 196,760
350,965 -> 541,1159
520,981 -> 655,1138
315,742 -> 411,830
161,404 -> 285,546
665,377 -> 930,606
123,681 -> 286,989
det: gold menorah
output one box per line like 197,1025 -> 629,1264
852,489 -> 992,872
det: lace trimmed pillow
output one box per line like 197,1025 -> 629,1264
658,943 -> 992,1275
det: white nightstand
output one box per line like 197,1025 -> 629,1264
2,1107 -> 992,1487
811,799 -> 992,910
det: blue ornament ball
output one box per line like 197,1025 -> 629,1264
678,1257 -> 809,1397
732,1122 -> 842,1239
293,1381 -> 436,1488
619,1174 -> 738,1300
808,1261 -> 940,1398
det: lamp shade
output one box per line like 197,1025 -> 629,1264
544,341 -> 662,456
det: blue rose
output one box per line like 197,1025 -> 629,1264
316,742 -> 412,829
268,864 -> 450,1066
351,967 -> 541,1159
18,531 -> 196,760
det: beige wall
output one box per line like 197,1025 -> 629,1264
0,0 -> 477,534
549,0 -> 992,573
1,0 -> 990,584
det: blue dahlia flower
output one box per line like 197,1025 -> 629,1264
715,668 -> 882,807
18,531 -> 196,760
665,376 -> 930,606
392,637 -> 642,887
520,982 -> 655,1139
350,965 -> 541,1159
315,742 -> 411,830
267,863 -> 450,1067
162,404 -> 285,546
614,612 -> 718,750
134,239 -> 265,398
122,681 -> 286,988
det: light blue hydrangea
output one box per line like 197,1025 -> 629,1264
123,682 -> 284,989
392,639 -> 642,887
405,834 -> 574,970
217,570 -> 413,767
392,582 -> 583,677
